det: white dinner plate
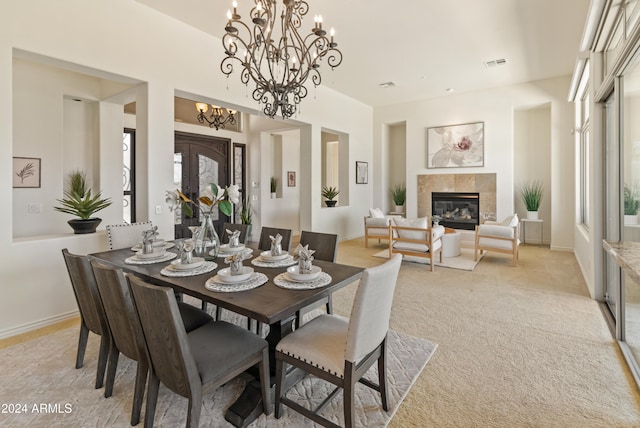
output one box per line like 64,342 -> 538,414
135,248 -> 166,260
216,266 -> 254,283
260,250 -> 289,262
170,257 -> 205,271
286,265 -> 322,282
219,243 -> 246,253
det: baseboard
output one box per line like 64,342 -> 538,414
0,310 -> 79,340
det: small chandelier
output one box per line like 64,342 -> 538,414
195,102 -> 237,130
221,0 -> 343,119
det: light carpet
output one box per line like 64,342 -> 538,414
0,321 -> 436,427
373,247 -> 483,271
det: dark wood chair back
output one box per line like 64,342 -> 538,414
127,274 -> 199,399
61,248 -> 111,389
90,259 -> 149,425
300,230 -> 338,262
221,222 -> 250,245
258,227 -> 292,251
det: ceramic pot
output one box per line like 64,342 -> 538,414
68,218 -> 102,234
526,211 -> 539,220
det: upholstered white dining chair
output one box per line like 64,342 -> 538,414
274,254 -> 403,428
474,214 -> 520,266
106,221 -> 154,250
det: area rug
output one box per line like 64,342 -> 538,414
0,322 -> 436,427
374,247 -> 483,271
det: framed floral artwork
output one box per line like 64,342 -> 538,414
287,171 -> 296,187
427,122 -> 484,168
13,157 -> 41,188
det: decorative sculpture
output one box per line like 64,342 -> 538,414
270,234 -> 283,256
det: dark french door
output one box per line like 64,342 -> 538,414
173,132 -> 230,239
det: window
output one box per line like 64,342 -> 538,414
576,63 -> 590,229
123,128 -> 136,223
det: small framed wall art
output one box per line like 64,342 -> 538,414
287,171 -> 296,187
13,157 -> 41,188
356,161 -> 368,184
427,121 -> 484,168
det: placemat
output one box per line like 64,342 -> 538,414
204,272 -> 268,292
274,271 -> 332,290
125,252 -> 177,265
160,261 -> 217,277
251,255 -> 297,268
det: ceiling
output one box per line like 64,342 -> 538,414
135,0 -> 591,108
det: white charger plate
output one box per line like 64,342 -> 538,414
170,257 -> 205,271
286,265 -> 322,282
260,250 -> 289,262
216,266 -> 254,283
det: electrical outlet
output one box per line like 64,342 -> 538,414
155,205 -> 162,215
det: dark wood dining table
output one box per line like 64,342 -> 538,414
90,244 -> 363,427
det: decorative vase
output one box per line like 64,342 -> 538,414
194,212 -> 220,259
526,211 -> 539,220
68,218 -> 102,234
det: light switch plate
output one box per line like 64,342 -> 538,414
28,203 -> 42,214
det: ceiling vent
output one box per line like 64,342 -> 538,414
378,81 -> 396,88
484,58 -> 507,68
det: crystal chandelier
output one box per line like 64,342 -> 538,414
195,102 -> 237,130
221,0 -> 343,119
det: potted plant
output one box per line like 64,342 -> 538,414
391,183 -> 406,214
624,183 -> 640,224
521,180 -> 543,220
322,186 -> 340,207
240,194 -> 253,239
54,170 -> 112,234
270,177 -> 277,199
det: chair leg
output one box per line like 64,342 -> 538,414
215,306 -> 223,321
274,356 -> 286,419
131,359 -> 148,426
76,321 -> 89,369
104,344 -> 120,398
259,347 -> 271,415
378,340 -> 389,411
344,361 -> 355,428
186,390 -> 202,428
95,334 -> 110,389
144,370 -> 160,428
201,301 -> 208,311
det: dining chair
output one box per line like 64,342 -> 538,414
274,254 -> 403,428
106,221 -> 154,250
295,230 -> 338,328
258,226 -> 292,251
127,274 -> 271,428
90,260 -> 213,425
221,222 -> 250,245
61,249 -> 111,390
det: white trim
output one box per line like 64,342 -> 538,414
0,310 -> 78,340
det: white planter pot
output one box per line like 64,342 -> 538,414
526,211 -> 539,220
271,192 -> 276,199
394,204 -> 405,214
624,214 -> 638,225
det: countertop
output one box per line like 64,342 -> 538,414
603,240 -> 640,284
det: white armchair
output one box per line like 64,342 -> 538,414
389,216 -> 445,271
474,214 -> 520,266
364,208 -> 401,247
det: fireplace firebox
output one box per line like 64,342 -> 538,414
431,192 -> 480,230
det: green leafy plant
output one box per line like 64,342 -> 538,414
270,177 -> 278,193
624,184 -> 640,215
240,194 -> 253,225
321,186 -> 340,201
54,170 -> 112,220
391,183 -> 406,206
521,180 -> 543,211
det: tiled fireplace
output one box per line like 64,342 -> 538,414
432,192 -> 480,230
417,173 -> 497,228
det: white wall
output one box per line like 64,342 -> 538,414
373,76 -> 575,250
0,0 -> 372,337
